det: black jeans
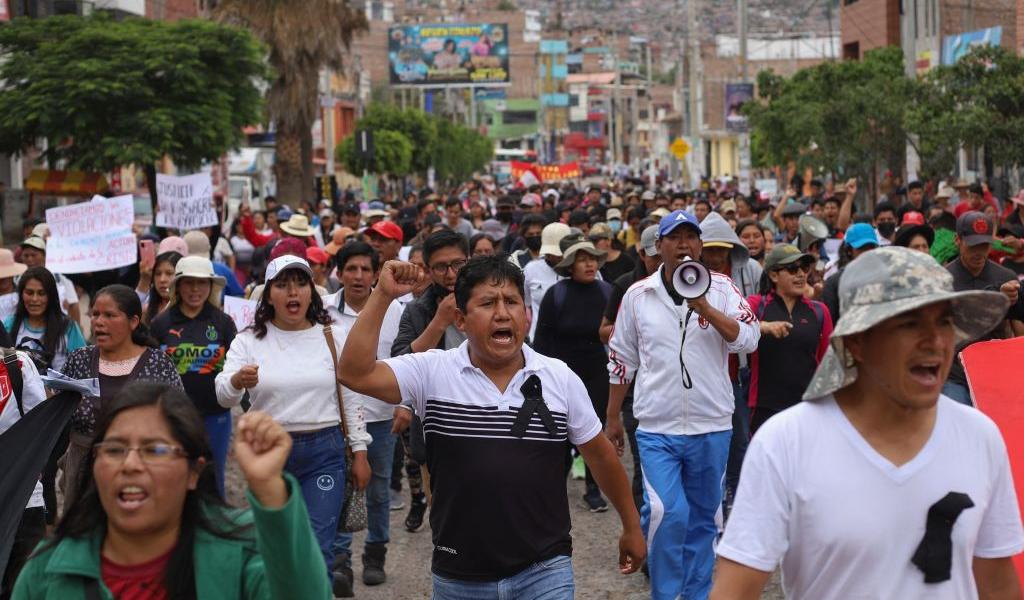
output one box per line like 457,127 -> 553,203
725,367 -> 751,499
1,507 -> 45,600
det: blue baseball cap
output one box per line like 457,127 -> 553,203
844,223 -> 880,249
657,209 -> 702,239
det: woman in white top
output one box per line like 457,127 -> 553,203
216,255 -> 370,585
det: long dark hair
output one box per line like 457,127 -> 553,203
251,268 -> 331,339
42,382 -> 249,600
11,267 -> 72,365
145,252 -> 182,324
95,284 -> 158,348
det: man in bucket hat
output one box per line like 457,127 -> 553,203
710,246 -> 1023,600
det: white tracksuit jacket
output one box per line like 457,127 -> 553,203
608,265 -> 760,436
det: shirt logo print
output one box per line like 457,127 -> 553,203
205,325 -> 218,341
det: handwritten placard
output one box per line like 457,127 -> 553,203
223,296 -> 258,331
45,195 -> 136,274
156,173 -> 218,230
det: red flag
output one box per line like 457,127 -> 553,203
963,337 -> 1024,586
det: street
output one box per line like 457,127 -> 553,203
224,415 -> 784,600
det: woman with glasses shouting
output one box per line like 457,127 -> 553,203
745,244 -> 833,436
11,382 -> 332,599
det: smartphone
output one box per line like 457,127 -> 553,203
139,239 -> 156,270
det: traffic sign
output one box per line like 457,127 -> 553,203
670,138 -> 690,159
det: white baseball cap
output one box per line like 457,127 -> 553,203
265,255 -> 312,282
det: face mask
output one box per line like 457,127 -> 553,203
608,220 -> 622,233
496,211 -> 513,223
525,235 -> 542,252
877,222 -> 896,238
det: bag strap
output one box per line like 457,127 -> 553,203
3,348 -> 23,417
322,325 -> 353,459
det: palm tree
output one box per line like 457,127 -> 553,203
215,0 -> 368,207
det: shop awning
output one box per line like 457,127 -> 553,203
26,170 -> 109,196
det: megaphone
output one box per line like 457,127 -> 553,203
671,257 -> 711,300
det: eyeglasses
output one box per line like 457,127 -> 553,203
93,442 -> 188,465
430,259 -> 468,275
777,263 -> 812,275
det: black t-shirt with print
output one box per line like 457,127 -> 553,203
151,304 -> 236,415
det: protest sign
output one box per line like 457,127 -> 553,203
963,337 -> 1024,585
224,296 -> 258,331
45,195 -> 136,274
156,173 -> 218,230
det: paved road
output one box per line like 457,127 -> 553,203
225,421 -> 783,599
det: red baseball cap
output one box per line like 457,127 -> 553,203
368,220 -> 404,243
305,246 -> 329,265
901,211 -> 926,226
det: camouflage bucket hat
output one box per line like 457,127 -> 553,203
802,246 -> 1009,400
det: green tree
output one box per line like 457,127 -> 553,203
0,14 -> 265,212
217,0 -> 368,207
336,129 -> 413,176
355,103 -> 438,173
431,116 -> 493,182
930,45 -> 1024,173
745,47 -> 912,199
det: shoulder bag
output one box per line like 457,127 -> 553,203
322,325 -> 367,533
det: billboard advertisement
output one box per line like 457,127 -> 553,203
389,23 -> 510,86
942,26 -> 1002,65
725,83 -> 754,133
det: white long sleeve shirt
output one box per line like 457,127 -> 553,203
322,290 -> 404,423
608,265 -> 760,435
215,322 -> 370,451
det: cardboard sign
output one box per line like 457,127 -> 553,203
45,195 -> 136,274
223,296 -> 258,331
962,337 -> 1024,585
155,173 -> 218,230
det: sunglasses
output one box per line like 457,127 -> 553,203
777,262 -> 812,275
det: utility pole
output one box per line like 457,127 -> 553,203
737,0 -> 752,196
646,40 -> 656,188
687,0 -> 704,189
612,30 -> 621,171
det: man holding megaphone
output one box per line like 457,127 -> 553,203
606,209 -> 760,600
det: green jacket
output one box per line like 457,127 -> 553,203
12,474 -> 330,600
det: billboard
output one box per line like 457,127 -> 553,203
942,26 -> 1002,65
725,83 -> 754,133
389,23 -> 510,86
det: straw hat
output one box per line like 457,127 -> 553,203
0,249 -> 27,279
168,256 -> 227,309
280,214 -> 317,237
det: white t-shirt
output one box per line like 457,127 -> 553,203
718,395 -> 1024,600
523,259 -> 561,342
323,290 -> 404,423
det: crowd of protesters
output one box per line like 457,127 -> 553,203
0,169 -> 1021,600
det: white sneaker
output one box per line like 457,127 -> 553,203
389,488 -> 405,511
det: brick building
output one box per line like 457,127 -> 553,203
840,0 -> 901,60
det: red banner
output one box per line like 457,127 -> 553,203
963,337 -> 1024,586
511,161 -> 580,183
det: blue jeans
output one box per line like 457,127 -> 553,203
203,411 -> 232,499
942,380 -> 973,406
636,429 -> 731,600
431,555 -> 574,600
332,420 -> 397,565
285,427 -> 347,579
